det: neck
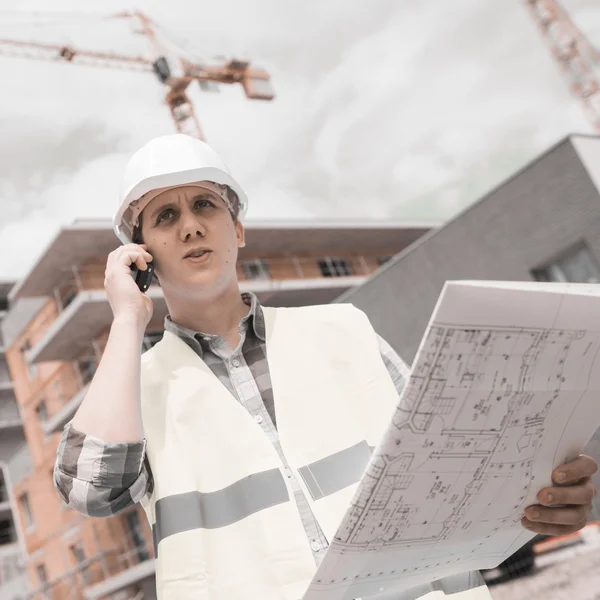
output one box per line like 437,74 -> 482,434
166,285 -> 250,340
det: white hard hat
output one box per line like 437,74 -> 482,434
113,134 -> 248,244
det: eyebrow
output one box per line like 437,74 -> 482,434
149,193 -> 216,220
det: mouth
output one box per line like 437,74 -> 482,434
184,248 -> 212,260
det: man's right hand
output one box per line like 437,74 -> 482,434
104,243 -> 154,326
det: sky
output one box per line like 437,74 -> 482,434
0,0 -> 598,280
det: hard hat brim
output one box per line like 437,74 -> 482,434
114,166 -> 248,245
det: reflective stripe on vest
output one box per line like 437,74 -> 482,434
152,440 -> 373,554
298,440 -> 372,501
152,468 -> 287,555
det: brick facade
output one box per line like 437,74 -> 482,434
4,294 -> 153,597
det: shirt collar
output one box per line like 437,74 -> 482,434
163,292 -> 266,356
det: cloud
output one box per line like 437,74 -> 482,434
0,118 -> 124,217
184,0 -> 594,220
0,218 -> 62,281
0,0 -> 597,279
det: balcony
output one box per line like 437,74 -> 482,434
44,382 -> 90,436
43,337 -> 157,436
27,252 -> 386,364
5,444 -> 33,489
42,358 -> 96,435
0,495 -> 10,522
0,543 -> 28,599
0,573 -> 29,600
83,510 -> 155,600
236,255 -> 375,306
83,559 -> 155,600
25,509 -> 155,600
27,551 -> 155,600
0,356 -> 12,393
27,258 -> 374,364
28,287 -> 167,364
25,547 -> 121,600
0,380 -> 13,392
0,399 -> 22,430
240,273 -> 367,305
0,465 -> 10,523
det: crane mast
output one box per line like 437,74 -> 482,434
524,0 -> 600,132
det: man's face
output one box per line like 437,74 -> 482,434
139,184 -> 245,298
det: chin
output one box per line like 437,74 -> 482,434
186,271 -> 220,290
177,271 -> 233,296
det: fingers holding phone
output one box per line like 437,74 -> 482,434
131,254 -> 155,293
104,244 -> 155,326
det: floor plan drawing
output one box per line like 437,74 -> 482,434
304,281 -> 600,600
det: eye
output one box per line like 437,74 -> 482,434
156,208 -> 175,224
194,198 -> 215,209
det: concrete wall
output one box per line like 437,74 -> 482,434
573,135 -> 600,194
339,136 -> 600,521
339,138 -> 600,363
1,300 -> 46,351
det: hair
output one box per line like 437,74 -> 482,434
131,221 -> 145,245
131,213 -> 161,285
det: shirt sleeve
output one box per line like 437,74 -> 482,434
53,421 -> 154,518
377,334 -> 411,396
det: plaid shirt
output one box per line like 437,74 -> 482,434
54,293 -> 410,566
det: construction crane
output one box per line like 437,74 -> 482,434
0,10 -> 275,140
524,0 -> 600,132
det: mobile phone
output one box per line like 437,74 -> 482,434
131,260 -> 155,292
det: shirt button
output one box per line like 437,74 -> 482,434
232,359 -> 241,367
310,540 -> 321,552
284,468 -> 293,478
254,414 -> 263,424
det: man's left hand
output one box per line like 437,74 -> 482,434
522,454 -> 598,536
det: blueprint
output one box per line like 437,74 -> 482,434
303,281 -> 600,600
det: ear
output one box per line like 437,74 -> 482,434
236,220 -> 246,248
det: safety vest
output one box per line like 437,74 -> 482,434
138,304 -> 492,600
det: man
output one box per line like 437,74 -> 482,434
54,134 -> 597,600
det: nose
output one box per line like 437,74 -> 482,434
179,210 -> 206,240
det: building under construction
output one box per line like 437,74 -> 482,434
0,219 -> 434,600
